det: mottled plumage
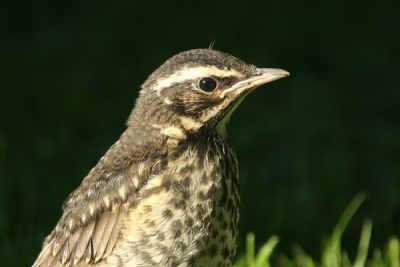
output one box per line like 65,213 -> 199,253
33,49 -> 288,267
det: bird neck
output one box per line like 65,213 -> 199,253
125,101 -> 231,158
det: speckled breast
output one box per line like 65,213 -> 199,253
190,135 -> 240,267
106,134 -> 240,267
202,139 -> 240,267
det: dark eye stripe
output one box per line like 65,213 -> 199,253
218,76 -> 239,87
158,75 -> 240,92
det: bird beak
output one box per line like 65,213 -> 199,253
253,68 -> 290,84
220,68 -> 290,98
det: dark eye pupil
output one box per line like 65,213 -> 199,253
199,77 -> 217,92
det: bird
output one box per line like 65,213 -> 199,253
33,48 -> 289,267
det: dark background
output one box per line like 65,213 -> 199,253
1,0 -> 399,266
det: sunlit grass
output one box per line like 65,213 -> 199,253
234,193 -> 400,267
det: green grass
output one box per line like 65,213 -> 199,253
234,193 -> 400,267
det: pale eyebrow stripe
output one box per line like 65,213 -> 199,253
153,66 -> 244,94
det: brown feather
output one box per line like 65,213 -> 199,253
84,238 -> 94,263
94,207 -> 119,262
72,221 -> 96,265
61,239 -> 70,264
90,210 -> 110,261
104,207 -> 125,258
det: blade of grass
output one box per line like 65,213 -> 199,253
293,245 -> 316,267
354,220 -> 372,267
246,233 -> 255,266
277,254 -> 295,267
386,237 -> 399,267
322,192 -> 367,267
254,235 -> 279,267
341,251 -> 353,267
369,249 -> 385,267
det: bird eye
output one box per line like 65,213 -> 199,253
198,77 -> 217,92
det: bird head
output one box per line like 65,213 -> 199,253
129,49 -> 289,139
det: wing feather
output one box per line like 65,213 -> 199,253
84,238 -> 94,263
34,203 -> 130,267
94,207 -> 120,262
33,129 -> 164,267
103,207 -> 124,258
72,221 -> 95,264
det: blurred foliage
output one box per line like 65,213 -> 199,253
234,194 -> 400,267
0,0 -> 399,266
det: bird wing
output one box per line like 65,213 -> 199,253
33,206 -> 126,267
33,132 -> 165,267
